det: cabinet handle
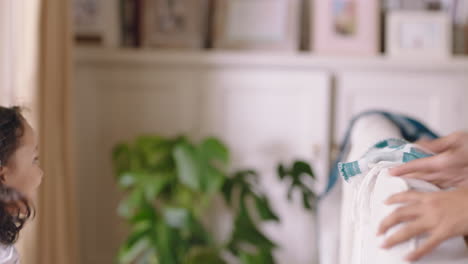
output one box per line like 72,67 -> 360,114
331,142 -> 340,161
312,144 -> 321,160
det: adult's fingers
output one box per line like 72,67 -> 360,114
393,171 -> 448,187
405,232 -> 445,261
378,204 -> 420,235
414,138 -> 435,150
393,172 -> 430,181
381,222 -> 427,249
389,155 -> 444,176
418,132 -> 460,154
385,190 -> 424,205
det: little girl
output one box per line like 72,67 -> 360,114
0,106 -> 43,263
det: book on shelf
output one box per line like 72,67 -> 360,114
120,0 -> 142,47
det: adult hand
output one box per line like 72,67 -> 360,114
378,188 -> 468,261
389,132 -> 468,189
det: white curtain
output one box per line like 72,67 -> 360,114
0,0 -> 41,263
0,0 -> 40,112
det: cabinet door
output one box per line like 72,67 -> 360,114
199,69 -> 331,264
333,73 -> 468,264
336,72 -> 468,142
74,66 -> 200,264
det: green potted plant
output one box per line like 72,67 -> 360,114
112,135 -> 316,264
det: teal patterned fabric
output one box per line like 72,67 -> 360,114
338,138 -> 433,181
324,111 -> 438,195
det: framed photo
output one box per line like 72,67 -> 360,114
73,0 -> 104,43
142,0 -> 209,49
386,11 -> 452,58
212,0 -> 300,51
312,0 -> 380,55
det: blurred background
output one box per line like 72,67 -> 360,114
1,0 -> 468,263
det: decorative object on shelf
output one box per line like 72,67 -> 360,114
141,0 -> 209,49
212,0 -> 300,51
384,0 -> 468,55
113,135 -> 317,264
383,0 -> 452,12
402,0 -> 429,10
451,0 -> 468,54
384,0 -> 444,10
382,0 -> 403,10
120,0 -> 142,47
386,11 -> 452,58
312,0 -> 380,55
73,0 -> 103,43
465,24 -> 468,54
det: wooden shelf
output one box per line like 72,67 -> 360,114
75,47 -> 468,73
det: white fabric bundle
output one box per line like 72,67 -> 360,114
340,115 -> 468,264
347,160 -> 468,264
339,114 -> 401,264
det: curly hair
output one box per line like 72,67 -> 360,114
0,106 -> 33,245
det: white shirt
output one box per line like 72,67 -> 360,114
0,244 -> 19,264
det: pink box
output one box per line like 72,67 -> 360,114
312,0 -> 381,55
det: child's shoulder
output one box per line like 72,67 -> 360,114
0,244 -> 19,264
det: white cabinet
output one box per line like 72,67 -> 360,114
74,49 -> 468,264
199,69 -> 331,181
199,69 -> 330,264
74,62 -> 331,264
336,72 -> 468,142
74,67 -> 201,264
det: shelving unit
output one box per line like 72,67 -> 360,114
75,47 -> 468,73
73,45 -> 468,264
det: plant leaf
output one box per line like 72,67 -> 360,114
113,143 -> 132,177
200,137 -> 229,167
231,207 -> 276,250
202,166 -> 226,195
135,135 -> 174,170
185,247 -> 226,264
118,172 -> 136,189
302,193 -> 312,210
173,143 -> 200,190
221,178 -> 235,206
239,248 -> 275,264
118,189 -> 144,219
153,219 -> 179,264
137,248 -> 159,264
278,160 -> 317,211
163,208 -> 189,229
117,230 -> 151,264
277,164 -> 287,180
254,196 -> 279,222
143,172 -> 172,202
130,203 -> 156,225
292,161 -> 315,179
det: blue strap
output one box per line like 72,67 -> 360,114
322,110 -> 439,197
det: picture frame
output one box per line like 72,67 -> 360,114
73,0 -> 104,43
142,0 -> 209,49
386,11 -> 452,58
212,0 -> 300,51
312,0 -> 380,55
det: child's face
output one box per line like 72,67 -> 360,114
3,121 -> 43,199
